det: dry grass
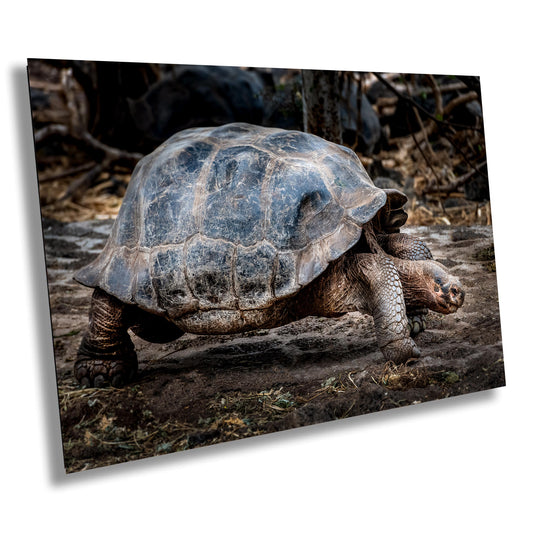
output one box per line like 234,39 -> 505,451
372,361 -> 430,390
407,201 -> 491,226
39,173 -> 127,222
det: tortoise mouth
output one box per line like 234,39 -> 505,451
432,294 -> 462,315
433,301 -> 454,314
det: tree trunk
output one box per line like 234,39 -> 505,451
301,70 -> 342,143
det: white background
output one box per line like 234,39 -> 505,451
2,2 -> 531,531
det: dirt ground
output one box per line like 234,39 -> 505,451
41,218 -> 504,473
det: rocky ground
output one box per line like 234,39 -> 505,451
42,218 -> 505,473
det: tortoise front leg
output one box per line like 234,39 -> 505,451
75,289 -> 138,388
377,233 -> 432,336
353,253 -> 420,363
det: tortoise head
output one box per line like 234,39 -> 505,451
376,189 -> 408,233
425,261 -> 465,314
394,258 -> 465,315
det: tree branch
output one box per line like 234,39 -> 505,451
372,72 -> 482,132
34,123 -> 144,200
34,123 -> 143,163
423,162 -> 487,194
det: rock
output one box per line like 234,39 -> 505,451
128,66 -> 265,152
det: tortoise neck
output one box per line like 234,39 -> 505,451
390,257 -> 437,310
294,252 -> 355,318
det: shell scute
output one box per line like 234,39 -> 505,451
185,236 -> 236,309
132,251 -> 157,310
202,145 -> 270,246
100,247 -> 136,303
260,129 -> 325,156
321,152 -> 381,208
140,141 -> 213,247
274,252 -> 298,298
206,122 -> 259,141
266,162 -> 338,251
235,242 -> 277,309
151,245 -> 192,315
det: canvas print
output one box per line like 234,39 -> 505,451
28,59 -> 505,473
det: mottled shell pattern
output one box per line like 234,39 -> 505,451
75,123 -> 388,318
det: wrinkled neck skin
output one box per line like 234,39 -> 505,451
296,248 -> 364,318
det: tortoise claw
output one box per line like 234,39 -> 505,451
408,313 -> 427,338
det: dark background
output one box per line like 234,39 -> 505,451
29,60 -> 490,228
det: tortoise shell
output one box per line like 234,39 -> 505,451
75,123 -> 400,319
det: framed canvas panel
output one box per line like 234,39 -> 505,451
27,59 -> 505,473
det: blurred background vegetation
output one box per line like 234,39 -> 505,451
28,60 -> 489,226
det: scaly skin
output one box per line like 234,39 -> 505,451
350,253 -> 419,362
389,258 -> 465,315
75,289 -> 138,388
378,233 -> 434,336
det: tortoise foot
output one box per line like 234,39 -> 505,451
381,337 -> 421,364
74,355 -> 138,388
408,315 -> 426,337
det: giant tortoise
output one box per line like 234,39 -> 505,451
74,122 -> 464,387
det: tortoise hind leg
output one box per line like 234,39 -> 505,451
75,289 -> 138,388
